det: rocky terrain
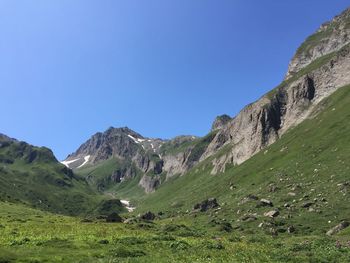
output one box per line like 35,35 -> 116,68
62,8 -> 350,193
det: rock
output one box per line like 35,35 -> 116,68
287,226 -> 296,233
140,211 -> 156,221
193,198 -> 220,212
326,221 -> 350,236
123,217 -> 137,224
241,214 -> 257,222
106,212 -> 123,223
264,210 -> 280,218
287,192 -> 296,196
285,8 -> 350,79
260,199 -> 273,207
302,202 -> 314,208
139,174 -> 160,193
211,114 -> 232,131
239,195 -> 258,205
247,194 -> 259,200
268,185 -> 278,192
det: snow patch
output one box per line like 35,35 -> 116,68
60,158 -> 80,167
128,134 -> 139,143
77,155 -> 91,168
120,200 -> 135,212
128,134 -> 146,145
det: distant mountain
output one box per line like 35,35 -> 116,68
0,133 -> 104,215
62,127 -> 207,192
65,7 -> 350,198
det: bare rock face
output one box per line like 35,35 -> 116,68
211,114 -> 232,131
204,41 -> 350,174
63,8 -> 350,193
286,8 -> 350,79
193,198 -> 220,212
326,221 -> 350,236
264,210 -> 279,218
139,174 -> 161,193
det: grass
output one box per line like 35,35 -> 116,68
0,139 -> 103,216
126,85 -> 350,238
266,43 -> 349,99
0,201 -> 349,262
0,85 -> 349,262
1,58 -> 350,262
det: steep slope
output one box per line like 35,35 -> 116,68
201,14 -> 350,174
64,127 -> 212,193
65,8 -> 350,199
0,134 -> 104,215
286,7 -> 350,79
136,85 -> 350,235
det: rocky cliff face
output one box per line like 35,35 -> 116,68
211,115 -> 232,131
64,7 -> 350,192
62,128 -> 204,192
205,34 -> 350,174
285,8 -> 350,79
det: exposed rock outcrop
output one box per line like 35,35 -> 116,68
211,114 -> 232,131
139,174 -> 161,193
193,198 -> 220,212
204,41 -> 350,174
62,8 -> 350,193
286,8 -> 350,79
326,221 -> 350,236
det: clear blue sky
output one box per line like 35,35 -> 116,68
0,1 -> 349,160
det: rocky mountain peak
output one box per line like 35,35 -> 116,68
285,7 -> 350,80
211,114 -> 232,131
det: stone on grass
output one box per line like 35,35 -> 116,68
260,199 -> 273,207
193,198 -> 220,212
264,210 -> 279,218
326,221 -> 350,236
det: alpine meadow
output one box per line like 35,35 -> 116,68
1,2 -> 350,263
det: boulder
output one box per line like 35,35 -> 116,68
193,198 -> 220,212
301,202 -> 314,208
326,221 -> 350,236
264,210 -> 279,218
260,199 -> 273,207
241,214 -> 257,222
287,226 -> 296,233
106,212 -> 123,223
140,211 -> 156,221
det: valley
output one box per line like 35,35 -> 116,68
1,5 -> 350,263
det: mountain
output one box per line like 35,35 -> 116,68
2,6 -> 350,263
66,7 -> 350,196
62,126 -> 213,192
0,133 -> 118,216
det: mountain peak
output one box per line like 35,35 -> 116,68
211,114 -> 232,131
285,7 -> 350,79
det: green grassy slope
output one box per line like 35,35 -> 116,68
1,200 -> 350,263
0,138 -> 113,216
133,85 -> 350,235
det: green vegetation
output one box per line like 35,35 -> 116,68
1,70 -> 350,262
130,85 -> 350,238
1,201 -> 350,262
267,43 -> 349,99
0,139 -> 102,216
295,11 -> 350,58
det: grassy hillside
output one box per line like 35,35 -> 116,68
0,138 -> 123,216
126,85 -> 350,236
1,201 -> 350,263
